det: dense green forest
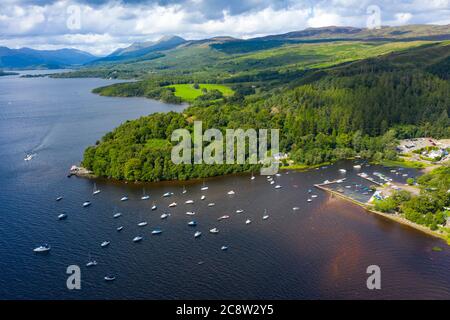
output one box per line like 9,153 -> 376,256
82,42 -> 450,182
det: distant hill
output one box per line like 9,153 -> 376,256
0,47 -> 97,69
91,35 -> 186,64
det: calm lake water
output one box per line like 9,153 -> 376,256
1,71 -> 450,300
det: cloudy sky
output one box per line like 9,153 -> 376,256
0,0 -> 449,55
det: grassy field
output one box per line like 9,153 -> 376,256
166,84 -> 234,101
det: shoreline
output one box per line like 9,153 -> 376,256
314,183 -> 449,244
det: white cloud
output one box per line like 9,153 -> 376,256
0,0 -> 448,55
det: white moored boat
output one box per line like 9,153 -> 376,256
201,195 -> 206,200
227,190 -> 235,195
168,202 -> 177,208
101,241 -> 110,247
209,228 -> 219,234
194,231 -> 202,238
185,200 -> 194,204
133,236 -> 143,243
208,203 -> 215,207
83,201 -> 91,207
120,196 -> 128,201
33,244 -> 51,253
93,183 -> 101,195
160,213 -> 170,219
245,219 -> 251,225
236,209 -> 244,214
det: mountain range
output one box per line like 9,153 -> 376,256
1,24 -> 449,69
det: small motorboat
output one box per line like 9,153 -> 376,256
236,209 -> 244,214
101,241 -> 110,247
33,244 -> 51,253
270,181 -> 275,185
218,215 -> 230,221
160,213 -> 170,219
120,196 -> 128,201
56,196 -> 63,201
292,207 -> 300,211
82,201 -> 91,207
185,200 -> 194,204
186,211 -> 195,216
307,199 -> 312,202
221,246 -> 228,251
227,190 -> 235,195
86,254 -> 97,267
113,212 -> 122,218
245,219 -> 251,225
263,215 -> 269,220
188,221 -> 197,227
151,229 -> 162,235
86,260 -> 98,267
194,231 -> 202,238
339,169 -> 347,173
209,228 -> 219,234
133,236 -> 143,242
24,153 -> 36,161
353,165 -> 362,169
168,202 -> 177,208
311,194 -> 318,198
208,203 -> 215,207
151,203 -> 157,210
275,173 -> 281,177
137,221 -> 148,227
162,192 -> 173,198
274,185 -> 282,189
104,275 -> 116,281
58,213 -> 67,220
116,226 -> 124,232
201,195 -> 206,200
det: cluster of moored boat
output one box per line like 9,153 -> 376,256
34,174 -> 293,282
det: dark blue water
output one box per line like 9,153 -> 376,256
1,72 -> 450,300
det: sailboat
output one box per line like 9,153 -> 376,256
236,209 -> 244,214
162,192 -> 173,197
201,195 -> 206,200
113,208 -> 122,218
251,172 -> 255,180
188,221 -> 197,226
227,190 -> 235,195
82,201 -> 91,207
116,226 -> 124,232
168,202 -> 177,208
274,184 -> 282,189
245,219 -> 252,225
58,213 -> 68,220
101,241 -> 110,247
137,213 -> 147,227
262,209 -> 269,220
33,244 -> 51,253
120,196 -> 128,201
201,181 -> 208,191
86,253 -> 97,267
182,186 -> 187,194
56,196 -> 63,201
209,228 -> 219,234
141,188 -> 150,200
152,229 -> 162,235
93,183 -> 101,195
160,213 -> 170,219
133,236 -> 143,243
151,202 -> 157,210
221,246 -> 228,251
185,199 -> 194,204
218,215 -> 230,221
194,231 -> 202,238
